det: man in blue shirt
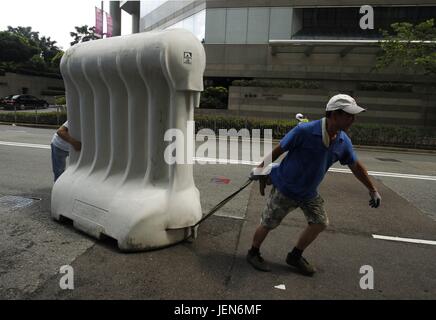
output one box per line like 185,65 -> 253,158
247,94 -> 381,276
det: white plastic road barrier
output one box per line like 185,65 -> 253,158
51,29 -> 206,251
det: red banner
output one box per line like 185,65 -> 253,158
95,7 -> 103,37
106,12 -> 113,38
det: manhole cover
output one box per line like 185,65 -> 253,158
0,196 -> 41,210
375,158 -> 401,162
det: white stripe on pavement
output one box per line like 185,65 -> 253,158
329,167 -> 436,181
194,156 -> 256,166
372,234 -> 436,246
194,157 -> 436,181
0,141 -> 50,149
1,141 -> 435,181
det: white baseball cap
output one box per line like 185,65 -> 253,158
326,94 -> 366,114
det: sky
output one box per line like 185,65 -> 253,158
0,0 -> 133,51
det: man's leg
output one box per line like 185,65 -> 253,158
51,144 -> 68,182
295,223 -> 326,251
247,187 -> 297,272
286,195 -> 328,276
286,223 -> 325,276
251,224 -> 271,249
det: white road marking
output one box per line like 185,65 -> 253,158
1,141 -> 435,181
372,234 -> 436,246
0,141 -> 50,149
194,156 -> 256,165
194,157 -> 436,181
213,213 -> 245,220
329,167 -> 436,181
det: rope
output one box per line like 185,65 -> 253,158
167,179 -> 253,241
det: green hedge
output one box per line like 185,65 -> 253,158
0,111 -> 67,125
195,114 -> 298,138
194,115 -> 435,149
348,123 -> 434,148
0,111 -> 434,149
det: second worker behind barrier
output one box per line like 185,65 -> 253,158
296,113 -> 309,123
50,121 -> 81,182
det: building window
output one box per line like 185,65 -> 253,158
165,9 -> 205,42
296,6 -> 436,39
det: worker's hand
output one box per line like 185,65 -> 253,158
71,140 -> 82,152
249,163 -> 279,181
259,175 -> 273,196
249,165 -> 275,196
369,190 -> 381,208
249,167 -> 264,181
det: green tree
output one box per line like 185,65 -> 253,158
377,19 -> 436,75
200,87 -> 229,109
51,51 -> 64,68
5,26 -> 63,72
70,25 -> 100,46
0,31 -> 39,63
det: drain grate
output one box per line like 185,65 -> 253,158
0,196 -> 41,210
375,158 -> 401,163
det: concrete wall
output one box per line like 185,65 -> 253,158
0,73 -> 65,104
204,43 -> 433,83
228,86 -> 436,128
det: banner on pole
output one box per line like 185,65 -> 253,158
95,7 -> 103,37
106,12 -> 113,38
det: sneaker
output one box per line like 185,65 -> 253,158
246,250 -> 271,272
286,253 -> 316,276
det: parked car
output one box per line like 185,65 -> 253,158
0,95 -> 14,108
3,94 -> 49,110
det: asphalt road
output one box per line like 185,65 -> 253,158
0,124 -> 435,300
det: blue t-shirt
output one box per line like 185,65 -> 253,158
270,119 -> 357,200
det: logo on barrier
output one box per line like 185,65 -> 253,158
184,51 -> 192,64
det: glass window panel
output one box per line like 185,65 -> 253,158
194,10 -> 206,42
247,7 -> 270,44
205,8 -> 226,43
226,8 -> 248,44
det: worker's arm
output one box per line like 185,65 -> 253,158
348,160 -> 381,208
257,144 -> 286,168
250,144 -> 286,196
57,125 -> 82,151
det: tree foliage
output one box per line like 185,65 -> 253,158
70,25 -> 100,46
0,31 -> 39,63
377,19 -> 436,75
0,26 -> 63,75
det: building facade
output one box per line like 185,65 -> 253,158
120,1 -> 436,128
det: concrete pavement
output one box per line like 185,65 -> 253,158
1,124 -> 436,300
22,172 -> 436,300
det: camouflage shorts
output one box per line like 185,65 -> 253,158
261,187 -> 329,229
